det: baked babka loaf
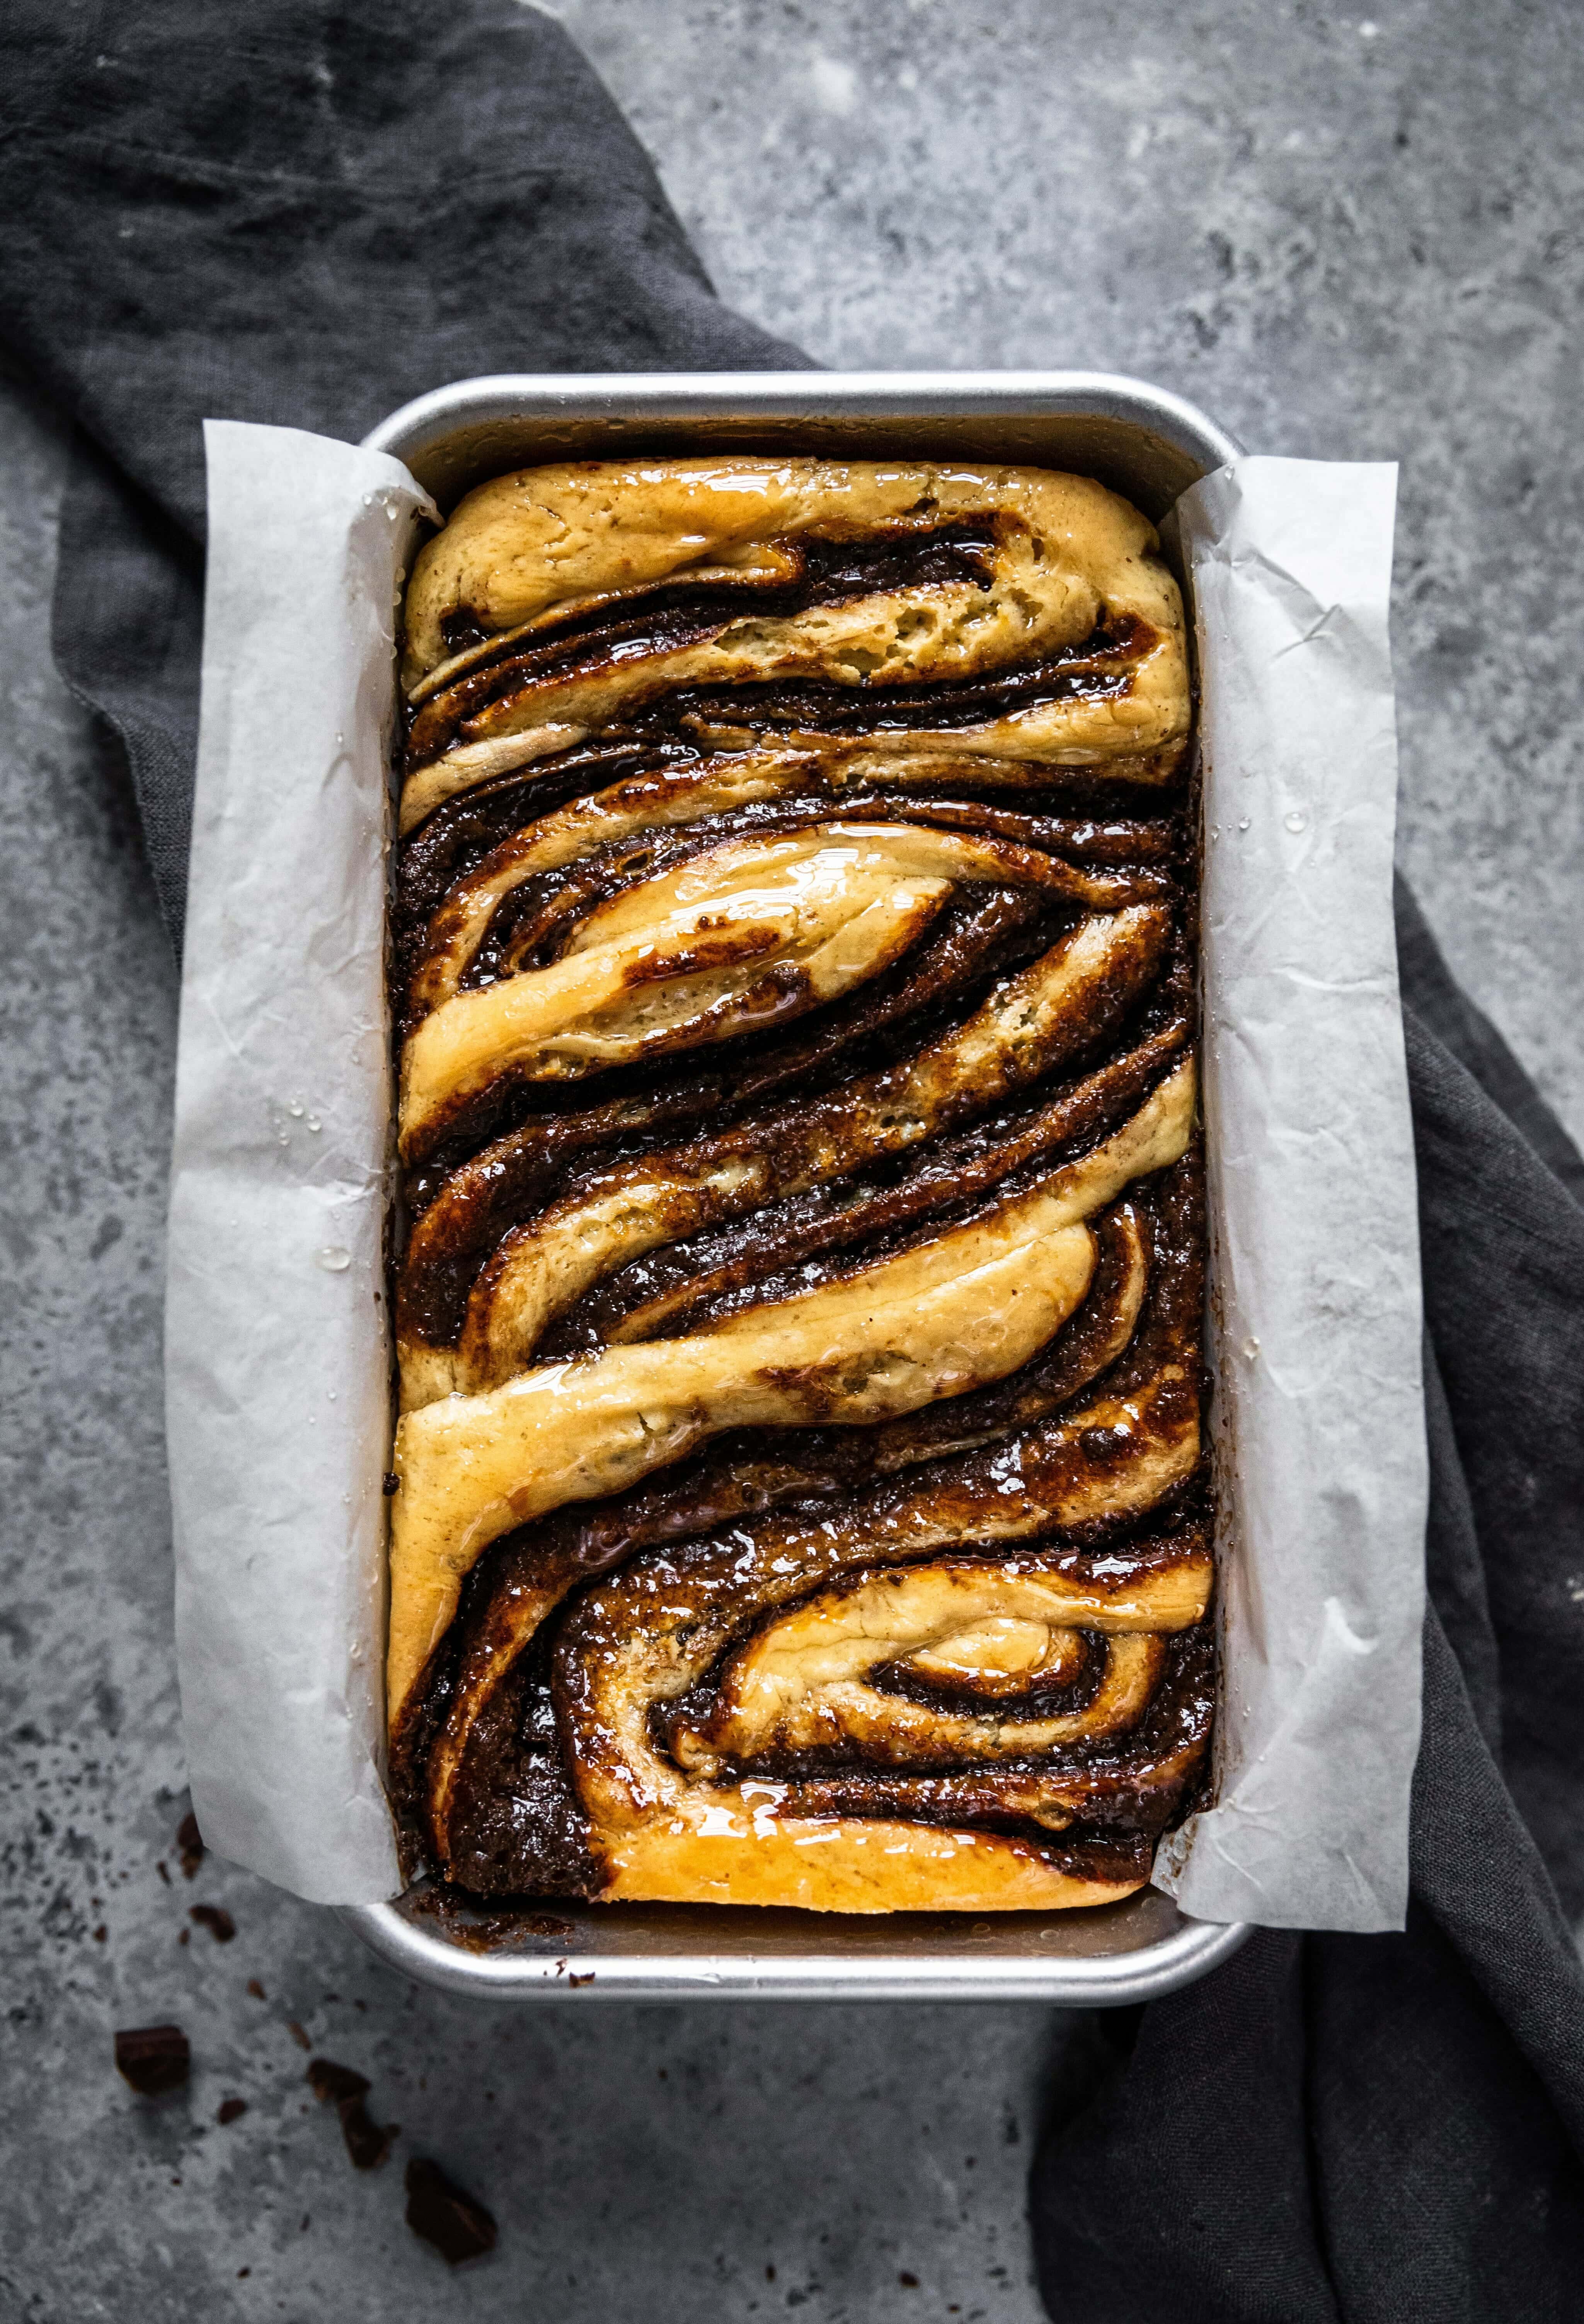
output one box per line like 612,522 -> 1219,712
387,457 -> 1213,1913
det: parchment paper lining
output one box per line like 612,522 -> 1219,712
167,428 -> 1424,1925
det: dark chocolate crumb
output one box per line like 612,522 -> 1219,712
237,2269 -> 250,2279
177,1812 -> 205,1879
308,2058 -> 397,2170
568,1971 -> 596,1988
155,1861 -> 170,1886
899,2272 -> 920,2289
115,2024 -> 190,2097
217,2097 -> 248,2126
405,2157 -> 497,2264
286,2020 -> 312,2051
246,1978 -> 266,2000
93,1925 -> 107,1943
341,2099 -> 398,2171
177,1928 -> 190,1947
190,1905 -> 236,1944
383,1472 -> 401,1495
308,2058 -> 370,2107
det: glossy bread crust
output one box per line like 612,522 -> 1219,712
385,456 -> 1212,1914
398,457 -> 1191,829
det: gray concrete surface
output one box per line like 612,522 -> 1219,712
3,1 -> 1582,2317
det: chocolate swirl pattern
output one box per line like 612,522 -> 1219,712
387,457 -> 1212,1914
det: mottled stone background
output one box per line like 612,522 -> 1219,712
2,2 -> 1579,2317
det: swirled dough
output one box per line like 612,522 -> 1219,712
387,1057 -> 1194,1718
403,908 -> 1168,1407
398,458 -> 1189,829
386,453 -> 1208,1915
669,1552 -> 1211,1772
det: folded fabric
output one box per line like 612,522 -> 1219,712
0,0 -> 805,938
1030,883 -> 1584,2321
3,3 -> 1581,2314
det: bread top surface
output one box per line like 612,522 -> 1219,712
403,455 -> 1178,691
385,454 -> 1209,1913
396,457 -> 1191,842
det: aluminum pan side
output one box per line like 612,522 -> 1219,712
362,369 -> 1241,523
341,1888 -> 1250,2004
352,368 -> 1248,2006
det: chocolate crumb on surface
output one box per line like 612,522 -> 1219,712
246,1978 -> 266,2000
115,2024 -> 190,2097
217,2097 -> 248,2125
405,2157 -> 498,2264
308,2058 -> 398,2171
189,1904 -> 236,1943
340,2101 -> 398,2171
176,1811 -> 205,1878
308,2058 -> 370,2106
286,2020 -> 312,2051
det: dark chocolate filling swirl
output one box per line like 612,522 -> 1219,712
407,523 -> 1005,769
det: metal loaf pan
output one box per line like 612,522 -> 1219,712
347,371 -> 1248,2006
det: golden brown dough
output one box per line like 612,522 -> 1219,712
398,458 -> 1190,830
